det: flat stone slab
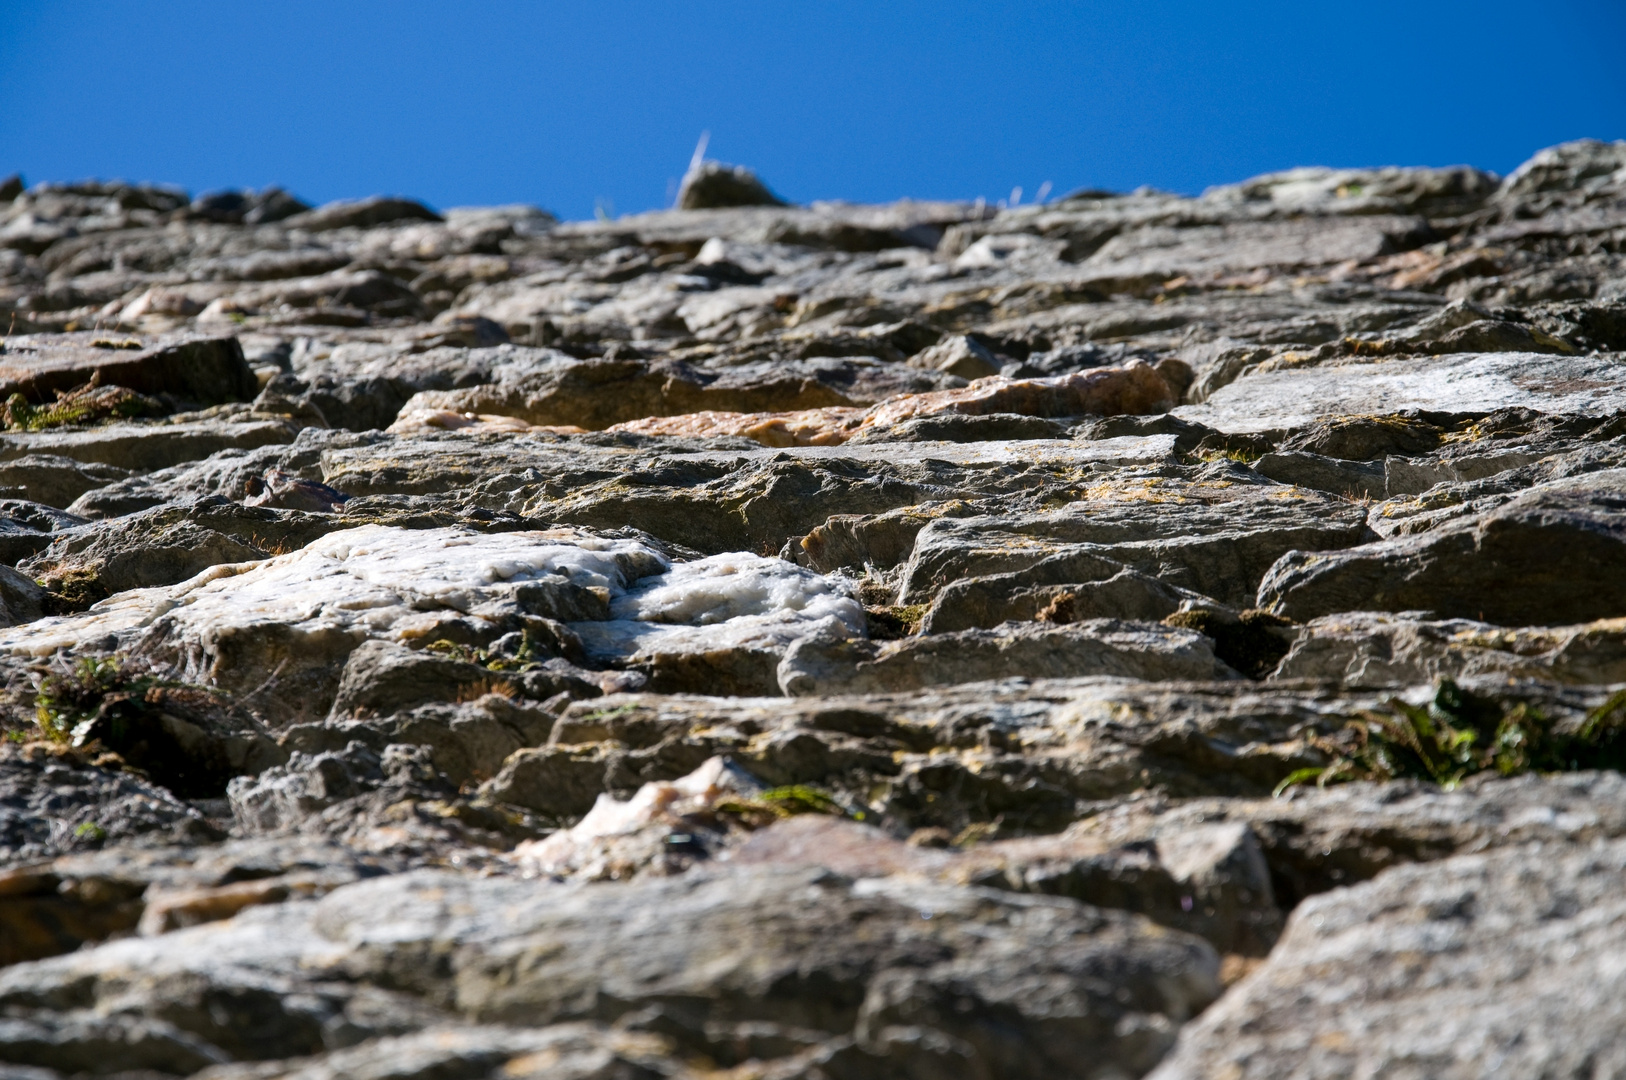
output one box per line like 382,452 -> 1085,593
1177,351 -> 1626,433
1150,836 -> 1626,1079
0,417 -> 294,471
0,332 -> 257,405
656,432 -> 1177,467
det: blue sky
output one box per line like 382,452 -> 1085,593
1,1 -> 1621,220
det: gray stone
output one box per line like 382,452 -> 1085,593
0,743 -> 223,866
779,618 -> 1238,696
396,353 -> 961,430
19,496 -> 343,597
283,196 -> 442,231
0,456 -> 130,510
0,566 -> 44,626
1090,769 -> 1626,907
65,426 -> 379,518
676,160 -> 788,210
1150,837 -> 1626,1080
190,1024 -> 687,1080
1260,468 -> 1626,625
0,866 -> 1220,1078
325,638 -> 595,720
908,334 -> 1003,379
1272,610 -> 1626,686
1178,352 -> 1626,434
897,469 -> 1374,608
6,139 -> 1626,1074
529,679 -> 1413,833
920,555 -> 1215,634
732,812 -> 1282,956
0,836 -> 407,968
1250,451 -> 1385,499
320,433 -> 1176,556
0,332 -> 257,406
290,693 -> 559,786
1,414 -> 295,474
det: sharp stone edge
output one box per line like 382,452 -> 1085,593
0,142 -> 1624,1078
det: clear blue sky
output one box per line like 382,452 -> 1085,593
2,1 -> 1621,221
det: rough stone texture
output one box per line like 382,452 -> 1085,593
0,455 -> 130,509
0,413 -> 295,473
1149,837 -> 1626,1079
1272,611 -> 1626,685
778,618 -> 1238,695
483,678 -> 1463,833
0,743 -> 224,865
1259,467 -> 1626,625
0,866 -> 1219,1078
1,143 -> 1625,1076
0,332 -> 257,406
17,496 -> 344,596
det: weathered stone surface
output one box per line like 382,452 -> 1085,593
18,496 -> 343,598
1259,468 -> 1626,625
283,196 -> 442,231
0,413 -> 295,473
192,1024 -> 689,1080
732,813 -> 1283,957
0,526 -> 871,721
895,468 -> 1374,609
512,679 -> 1386,833
0,332 -> 257,406
1086,769 -> 1626,907
571,551 -> 866,695
65,426 -> 378,518
1150,837 -> 1626,1079
397,353 -> 965,431
0,455 -> 129,509
0,525 -> 676,722
319,432 -> 1177,555
0,565 -> 45,625
677,159 -> 788,210
778,618 -> 1238,695
299,691 -> 560,786
0,743 -> 223,866
0,866 -> 1219,1078
1178,352 -> 1626,434
1272,611 -> 1626,685
326,638 -> 599,720
1,836 -> 405,967
3,141 -> 1626,1076
919,555 -> 1214,634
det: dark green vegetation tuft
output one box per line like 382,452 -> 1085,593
37,568 -> 111,616
1,379 -> 165,431
1279,679 -> 1626,794
426,628 -> 553,672
31,655 -> 164,742
715,783 -> 861,826
864,603 -> 928,640
26,654 -> 247,797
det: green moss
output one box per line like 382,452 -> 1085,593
426,628 -> 551,672
715,783 -> 860,825
576,704 -> 639,724
38,569 -> 109,616
2,380 -> 165,432
1277,680 -> 1626,795
1186,445 -> 1263,466
865,604 -> 928,640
